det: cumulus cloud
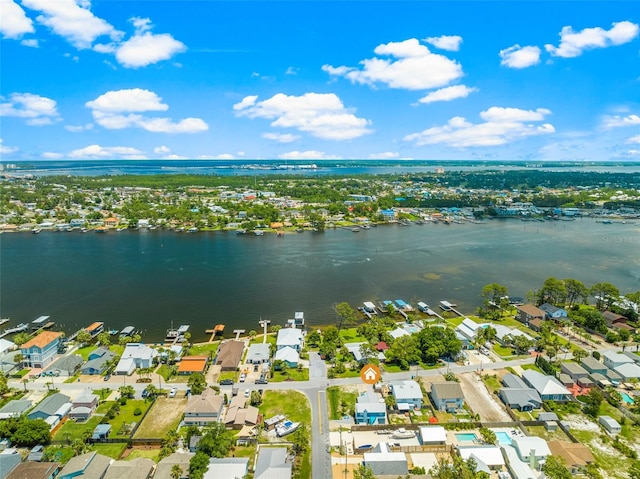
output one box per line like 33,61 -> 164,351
278,150 -> 339,160
602,114 -> 640,128
417,85 -> 477,104
499,45 -> 541,68
404,106 -> 555,147
154,145 -> 171,154
233,92 -> 371,141
21,38 -> 38,47
0,92 -> 61,125
68,144 -> 145,159
545,20 -> 639,58
626,135 -> 640,144
114,17 -> 186,68
285,66 -> 299,75
368,152 -> 400,159
86,88 -> 208,133
22,0 -> 121,49
0,139 -> 18,155
0,0 -> 35,39
262,132 -> 300,143
424,35 -> 463,51
322,38 -> 463,90
65,123 -> 93,132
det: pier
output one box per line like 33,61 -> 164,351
439,300 -> 464,317
205,324 -> 225,342
0,323 -> 28,339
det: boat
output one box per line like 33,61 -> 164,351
32,228 -> 42,234
361,225 -> 370,230
295,228 -> 304,233
391,428 -> 416,439
275,420 -> 301,437
235,229 -> 247,235
108,329 -> 120,335
187,227 -> 198,233
95,226 -> 107,233
254,230 -> 264,236
352,228 -> 360,232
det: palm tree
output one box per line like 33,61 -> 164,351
170,464 -> 183,479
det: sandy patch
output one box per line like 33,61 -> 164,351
458,372 -> 511,422
563,414 -> 601,433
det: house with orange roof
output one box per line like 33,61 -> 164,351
21,331 -> 62,368
104,217 -> 119,227
177,355 -> 209,375
84,322 -> 104,337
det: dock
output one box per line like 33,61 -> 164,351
0,319 -> 9,327
205,324 -> 225,342
439,300 -> 464,317
417,302 -> 444,320
31,315 -> 51,331
0,323 -> 28,339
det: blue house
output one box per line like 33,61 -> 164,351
380,209 -> 396,221
539,303 -> 568,320
354,391 -> 387,425
20,331 -> 62,369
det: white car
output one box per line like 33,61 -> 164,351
239,374 -> 246,383
244,389 -> 250,398
169,387 -> 178,398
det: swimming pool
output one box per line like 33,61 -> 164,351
495,431 -> 512,445
455,433 -> 478,442
621,392 -> 635,404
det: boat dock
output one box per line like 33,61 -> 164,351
439,300 -> 464,317
165,324 -> 190,346
205,324 -> 225,342
417,302 -> 444,320
0,323 -> 28,339
0,319 -> 9,327
31,315 -> 51,331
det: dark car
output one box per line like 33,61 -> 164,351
141,388 -> 149,398
103,374 -> 111,381
255,379 -> 268,384
220,379 -> 234,385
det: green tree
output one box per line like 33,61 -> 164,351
542,455 -> 572,479
590,282 -> 620,311
170,463 -> 183,479
188,451 -> 210,479
12,332 -> 30,347
629,460 -> 640,479
0,372 -> 8,395
76,329 -> 93,345
571,347 -> 588,364
196,422 -> 234,458
583,388 -> 603,418
353,464 -> 376,479
13,352 -> 24,367
481,283 -> 509,320
0,417 -> 51,447
537,277 -> 567,306
96,331 -> 112,347
479,427 -> 497,445
188,373 -> 207,395
385,335 -> 421,369
335,302 -> 358,329
119,385 -> 135,399
564,278 -> 588,306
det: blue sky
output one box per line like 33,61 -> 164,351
1,1 -> 639,161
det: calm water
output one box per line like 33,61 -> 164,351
1,219 -> 639,342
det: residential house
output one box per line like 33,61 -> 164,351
246,343 -> 270,364
44,354 -> 83,377
0,449 -> 21,479
458,446 -> 505,473
183,389 -> 224,426
419,426 -> 446,445
515,304 -> 545,326
581,356 -> 607,376
539,303 -> 568,321
103,458 -> 154,479
603,311 -> 628,328
81,347 -> 116,375
254,447 -> 292,479
0,338 -> 16,356
455,318 -> 486,345
622,351 -> 640,364
114,343 -> 157,375
177,355 -> 208,375
5,462 -> 61,479
363,442 -> 408,476
84,322 -> 104,337
20,331 -> 62,368
560,362 -> 589,381
388,328 -> 410,340
276,328 -> 303,351
613,362 -> 640,381
0,399 -> 32,420
511,436 -> 551,469
57,452 -> 111,479
155,453 -> 194,479
344,342 -> 384,364
547,441 -> 595,473
274,346 -> 299,368
493,325 -> 534,347
203,458 -> 249,479
354,391 -> 386,425
69,393 -> 99,421
224,396 -> 260,430
215,341 -> 245,371
430,382 -> 464,412
27,393 -> 71,425
602,351 -> 634,370
522,370 -> 572,402
499,388 -> 542,412
502,445 -> 538,479
599,416 -> 622,435
91,424 -> 111,441
390,380 -> 423,409
528,318 -> 545,333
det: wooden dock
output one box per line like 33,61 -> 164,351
205,324 -> 225,342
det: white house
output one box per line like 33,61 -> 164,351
602,351 -> 634,370
363,442 -> 408,476
390,380 -> 422,409
614,362 -> 640,380
276,328 -> 303,351
599,415 -> 622,435
274,346 -> 299,367
512,436 -> 551,469
419,426 -> 446,445
114,343 -> 157,375
458,445 -> 505,473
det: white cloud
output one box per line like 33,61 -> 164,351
86,88 -> 208,133
154,145 -> 171,154
42,152 -> 63,159
262,132 -> 300,143
368,152 -> 399,159
20,38 -> 38,47
22,0 -> 121,49
285,66 -> 299,75
405,106 -> 554,147
499,45 -> 541,68
602,114 -> 640,128
234,92 -> 372,141
0,139 -> 18,154
68,144 -> 145,159
545,20 -> 639,58
115,17 -> 186,68
322,38 -> 463,90
424,35 -> 462,51
0,0 -> 35,39
0,92 -> 61,125
279,150 -> 338,160
417,85 -> 477,104
64,123 -> 93,132
626,135 -> 640,144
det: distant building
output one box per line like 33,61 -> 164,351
20,331 -> 62,368
515,304 -> 545,327
539,303 -> 568,320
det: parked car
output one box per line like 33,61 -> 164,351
169,387 -> 178,398
244,389 -> 250,398
239,374 -> 246,383
220,379 -> 234,385
103,374 -> 111,381
255,379 -> 268,384
141,388 -> 149,398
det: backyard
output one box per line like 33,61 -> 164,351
133,397 -> 186,439
327,386 -> 357,420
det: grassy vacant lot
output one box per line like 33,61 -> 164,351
133,397 -> 186,439
92,443 -> 127,459
110,400 -> 151,438
269,368 -> 309,382
123,448 -> 161,462
481,374 -> 502,394
571,429 -> 633,479
156,364 -> 176,381
249,335 -> 276,347
188,342 -> 220,356
327,386 -> 358,420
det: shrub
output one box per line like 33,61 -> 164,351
133,408 -> 142,416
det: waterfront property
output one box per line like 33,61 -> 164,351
539,303 -> 568,320
177,355 -> 209,375
114,343 -> 157,375
20,331 -> 62,368
81,347 -> 116,375
83,322 -> 104,337
276,328 -> 303,351
515,304 -> 545,327
215,340 -> 245,371
246,343 -> 271,364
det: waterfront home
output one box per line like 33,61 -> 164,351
622,351 -> 640,364
419,426 -> 446,445
363,442 -> 408,476
522,370 -> 572,402
547,441 -> 595,473
184,389 -> 224,426
458,446 -> 505,473
155,453 -> 194,479
355,390 -> 387,425
515,304 -> 545,327
345,342 -> 385,364
274,346 -> 299,368
581,356 -> 607,376
0,399 -> 32,420
598,415 -> 622,435
27,393 -> 71,425
5,462 -> 61,479
493,325 -> 534,347
58,452 -> 111,479
390,380 -> 423,409
215,340 -> 244,371
455,318 -> 486,345
104,458 -> 154,479
0,339 -> 16,356
114,343 -> 157,375
430,382 -> 464,412
177,355 -> 208,375
602,350 -> 634,370
539,303 -> 568,320
20,331 -> 62,368
389,327 -> 410,340
254,447 -> 292,479
83,322 -> 104,337
560,362 -> 589,381
613,362 -> 640,380
44,354 -> 83,377
276,328 -> 303,351
511,436 -> 551,469
603,311 -> 629,327
246,343 -> 271,364
203,458 -> 249,479
81,347 -> 115,375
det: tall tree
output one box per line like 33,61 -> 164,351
188,373 -> 207,395
542,455 -> 572,479
564,278 -> 588,306
481,283 -> 509,320
590,282 -> 620,311
76,330 -> 92,345
335,302 -> 358,330
537,277 -> 567,306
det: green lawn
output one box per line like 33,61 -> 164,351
249,335 -> 276,347
327,386 -> 357,420
339,328 -> 367,343
218,371 -> 237,383
269,368 -> 309,382
330,368 -> 361,379
109,399 -> 151,438
520,363 -> 543,373
188,342 -> 220,356
481,374 -> 502,394
156,364 -> 176,381
43,445 -> 75,464
76,345 -> 98,360
92,443 -> 127,459
54,416 -> 103,441
124,449 -> 161,462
